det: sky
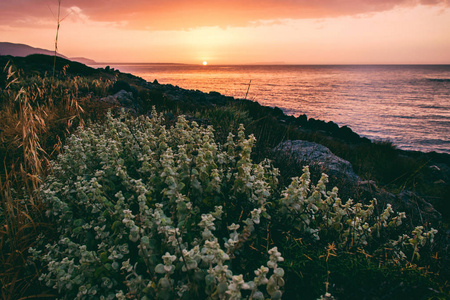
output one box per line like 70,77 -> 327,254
1,0 -> 450,64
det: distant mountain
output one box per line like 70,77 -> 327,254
70,57 -> 97,65
0,42 -> 96,64
0,42 -> 67,58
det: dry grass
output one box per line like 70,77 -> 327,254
0,172 -> 55,299
0,61 -> 114,299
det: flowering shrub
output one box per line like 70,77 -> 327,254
278,166 -> 437,256
30,110 -> 437,299
279,167 -> 404,247
31,110 -> 283,299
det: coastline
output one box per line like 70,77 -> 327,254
98,62 -> 450,154
2,54 -> 449,157
2,54 -> 449,217
93,57 -> 450,225
1,54 -> 449,299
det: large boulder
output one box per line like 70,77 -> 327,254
98,89 -> 141,113
275,140 -> 360,183
99,90 -> 134,106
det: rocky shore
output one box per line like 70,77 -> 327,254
2,54 -> 449,226
97,61 -> 449,227
2,53 -> 449,299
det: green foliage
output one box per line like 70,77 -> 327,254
198,106 -> 252,143
278,166 -> 439,256
281,238 -> 446,300
31,110 -> 284,299
30,111 -> 441,299
280,167 -> 402,246
0,62 -> 114,299
276,167 -> 441,298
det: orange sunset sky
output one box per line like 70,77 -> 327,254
1,0 -> 450,64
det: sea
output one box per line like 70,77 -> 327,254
102,64 -> 450,154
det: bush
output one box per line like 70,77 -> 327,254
30,110 -> 438,299
31,110 -> 283,299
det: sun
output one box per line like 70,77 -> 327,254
202,61 -> 208,66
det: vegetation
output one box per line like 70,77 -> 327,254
0,56 -> 449,299
0,58 -> 114,299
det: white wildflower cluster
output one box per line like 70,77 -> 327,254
29,109 -> 438,299
279,166 -> 437,258
31,109 -> 282,299
389,225 -> 438,261
265,247 -> 285,299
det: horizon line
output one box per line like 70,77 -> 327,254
91,62 -> 450,66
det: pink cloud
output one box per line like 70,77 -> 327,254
1,0 -> 448,30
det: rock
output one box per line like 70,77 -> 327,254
99,90 -> 134,106
98,90 -> 139,114
398,190 -> 441,222
111,80 -> 132,94
184,114 -> 210,126
275,140 -> 360,183
111,80 -> 139,98
98,94 -> 119,105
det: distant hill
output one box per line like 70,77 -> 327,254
0,42 -> 67,58
0,42 -> 96,64
69,57 -> 97,65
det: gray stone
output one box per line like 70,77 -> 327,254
99,90 -> 134,107
275,140 -> 360,183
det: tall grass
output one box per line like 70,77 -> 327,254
0,172 -> 54,299
0,62 -> 114,299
